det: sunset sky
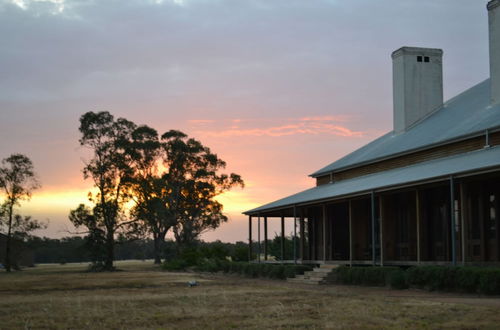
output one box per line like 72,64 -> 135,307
0,0 -> 492,242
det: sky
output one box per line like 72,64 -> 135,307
0,0 -> 492,242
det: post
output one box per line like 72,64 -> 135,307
293,205 -> 297,264
258,215 -> 261,263
379,196 -> 384,267
416,190 -> 421,264
450,176 -> 457,266
280,215 -> 285,262
264,216 -> 268,261
322,204 -> 327,263
349,200 -> 353,266
460,182 -> 467,265
371,191 -> 376,266
300,211 -> 305,261
248,216 -> 253,261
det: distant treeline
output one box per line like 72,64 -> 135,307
24,234 -> 299,265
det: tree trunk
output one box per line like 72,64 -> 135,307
153,234 -> 162,264
4,204 -> 13,272
104,229 -> 114,270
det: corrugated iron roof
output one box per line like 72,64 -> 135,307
311,79 -> 500,177
244,145 -> 500,215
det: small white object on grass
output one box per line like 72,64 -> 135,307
188,280 -> 198,287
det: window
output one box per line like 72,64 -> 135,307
424,56 -> 430,62
417,56 -> 423,62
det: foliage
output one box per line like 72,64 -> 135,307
70,111 -> 138,271
126,125 -> 244,263
334,266 -> 400,287
126,125 -> 172,264
0,154 -> 44,272
331,265 -> 500,295
188,260 -> 313,280
406,266 -> 500,294
160,130 -> 244,248
389,269 -> 409,289
262,234 -> 299,261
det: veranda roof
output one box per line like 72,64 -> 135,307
244,145 -> 500,215
311,79 -> 500,177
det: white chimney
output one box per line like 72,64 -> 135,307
489,0 -> 500,104
392,47 -> 443,133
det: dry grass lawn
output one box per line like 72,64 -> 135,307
1,261 -> 500,329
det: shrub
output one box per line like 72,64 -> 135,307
162,259 -> 189,271
479,269 -> 500,295
269,265 -> 286,279
334,266 -> 399,287
389,269 -> 408,289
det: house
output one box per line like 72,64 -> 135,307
243,1 -> 500,266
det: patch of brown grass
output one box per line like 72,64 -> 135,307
1,261 -> 500,329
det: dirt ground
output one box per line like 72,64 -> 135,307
1,261 -> 500,329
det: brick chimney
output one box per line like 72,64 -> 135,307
392,47 -> 443,133
488,0 -> 500,104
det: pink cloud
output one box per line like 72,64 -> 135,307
189,116 -> 364,138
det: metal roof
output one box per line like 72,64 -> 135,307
244,145 -> 500,215
311,79 -> 500,177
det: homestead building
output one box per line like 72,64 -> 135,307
244,0 -> 500,266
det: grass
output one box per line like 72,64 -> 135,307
1,261 -> 500,329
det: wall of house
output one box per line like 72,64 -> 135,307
316,131 -> 500,186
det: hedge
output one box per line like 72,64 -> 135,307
332,265 -> 500,294
163,258 -> 313,280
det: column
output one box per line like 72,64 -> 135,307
280,215 -> 285,262
323,204 -> 327,263
257,216 -> 261,263
349,200 -> 353,266
300,211 -> 305,261
371,191 -> 376,266
248,215 -> 253,262
416,189 -> 421,264
264,216 -> 268,261
459,182 -> 467,265
450,176 -> 457,266
293,205 -> 297,264
379,196 -> 384,267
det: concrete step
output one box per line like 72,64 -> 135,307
288,278 -> 325,285
313,267 -> 336,273
287,265 -> 339,285
319,264 -> 340,269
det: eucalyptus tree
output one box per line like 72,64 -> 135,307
0,154 -> 44,272
70,111 -> 137,270
161,130 -> 244,249
127,125 -> 174,264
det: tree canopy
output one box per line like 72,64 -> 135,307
0,154 -> 45,272
71,111 -> 244,268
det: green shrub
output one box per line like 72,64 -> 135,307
456,267 -> 482,293
406,266 -> 458,291
231,245 -> 249,262
269,265 -> 286,279
389,269 -> 408,289
162,259 -> 189,271
479,270 -> 500,295
334,266 -> 399,287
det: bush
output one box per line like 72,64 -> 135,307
334,266 -> 399,287
389,269 -> 408,289
478,269 -> 500,295
162,259 -> 189,271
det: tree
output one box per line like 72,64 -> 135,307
71,111 -> 137,270
127,125 -> 174,264
161,130 -> 244,249
0,154 -> 44,272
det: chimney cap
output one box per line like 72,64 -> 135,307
488,0 -> 500,11
391,47 -> 443,59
